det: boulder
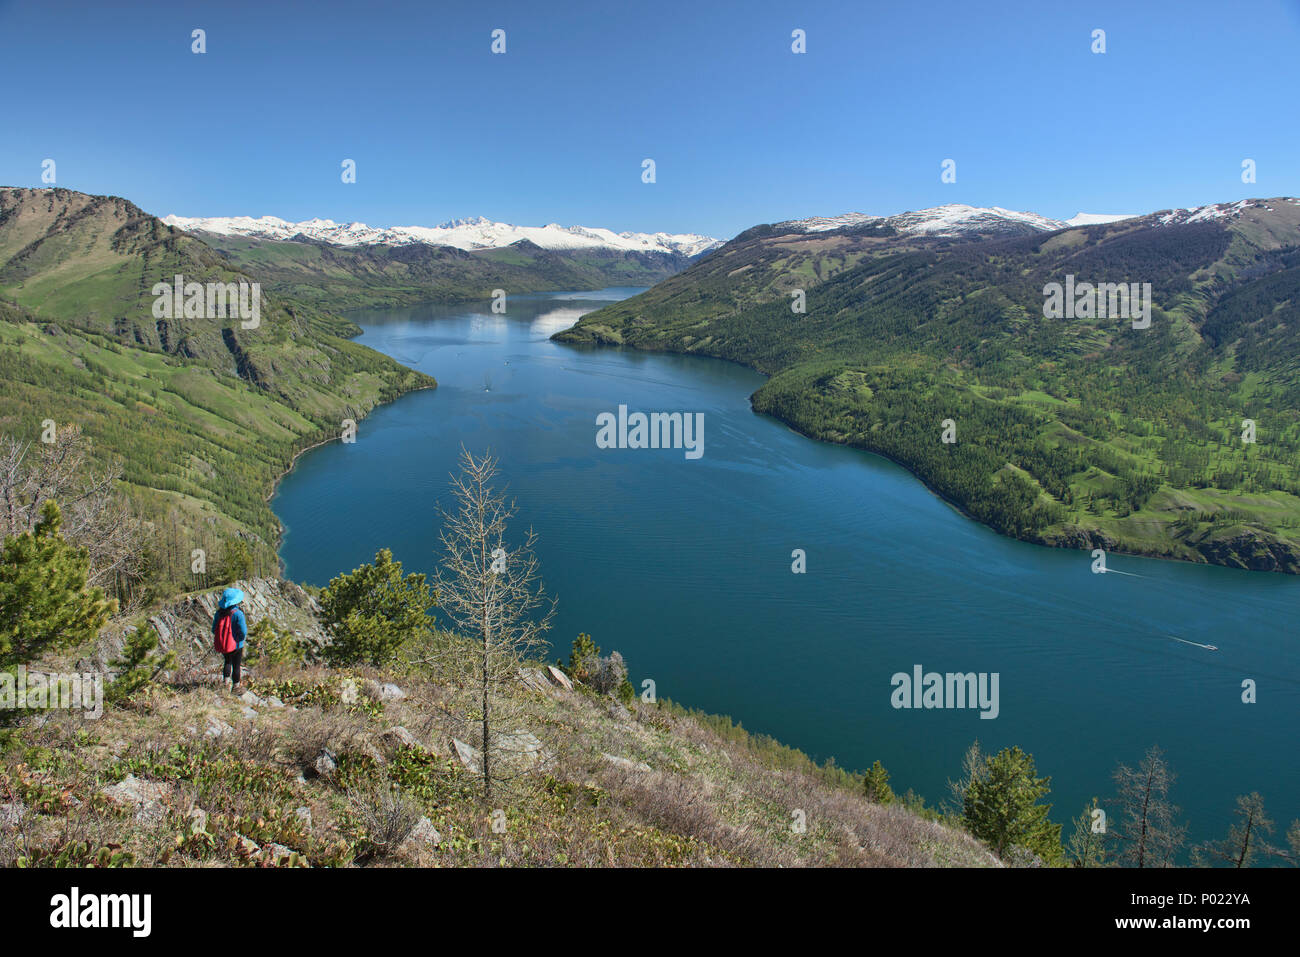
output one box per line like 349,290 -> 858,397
99,775 -> 171,823
378,726 -> 423,752
407,816 -> 441,846
602,753 -> 652,773
294,806 -> 312,827
314,748 -> 337,775
517,668 -> 552,694
204,715 -> 234,738
453,731 -> 553,774
364,679 -> 406,701
452,738 -> 481,774
546,665 -> 573,691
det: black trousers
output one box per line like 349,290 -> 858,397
223,647 -> 243,685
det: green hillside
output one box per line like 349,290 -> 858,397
558,199 -> 1300,572
0,188 -> 435,590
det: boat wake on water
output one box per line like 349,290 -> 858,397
1164,634 -> 1219,651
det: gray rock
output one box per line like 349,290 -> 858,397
187,807 -> 209,834
517,668 -> 552,694
204,715 -> 234,738
238,690 -> 265,707
407,816 -> 441,846
452,738 -> 480,774
362,681 -> 406,701
148,615 -> 171,645
546,665 -> 574,691
0,801 -> 26,829
99,775 -> 171,823
265,696 -> 285,709
379,726 -> 423,751
602,753 -> 651,773
240,706 -> 258,719
340,679 -> 358,705
295,806 -> 312,827
314,748 -> 337,775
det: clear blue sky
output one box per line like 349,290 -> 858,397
2,0 -> 1297,239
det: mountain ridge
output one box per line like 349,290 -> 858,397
163,212 -> 723,258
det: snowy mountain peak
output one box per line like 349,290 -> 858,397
162,213 -> 722,258
777,205 -> 1138,238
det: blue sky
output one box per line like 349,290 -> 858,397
2,0 -> 1297,238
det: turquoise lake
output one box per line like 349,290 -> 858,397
273,287 -> 1300,846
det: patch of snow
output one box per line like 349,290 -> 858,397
1065,212 -> 1138,227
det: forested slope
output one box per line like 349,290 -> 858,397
559,199 -> 1300,571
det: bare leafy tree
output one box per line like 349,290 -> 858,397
0,427 -> 144,606
1193,792 -> 1274,868
432,449 -> 554,802
1109,746 -> 1186,868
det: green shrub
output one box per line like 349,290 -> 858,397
319,549 -> 433,666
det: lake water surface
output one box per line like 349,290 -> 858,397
273,288 -> 1300,846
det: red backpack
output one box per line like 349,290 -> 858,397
214,608 -> 237,654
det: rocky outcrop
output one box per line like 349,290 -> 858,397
83,578 -> 329,677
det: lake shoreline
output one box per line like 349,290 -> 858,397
553,330 -> 1297,576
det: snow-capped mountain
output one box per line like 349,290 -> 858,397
162,213 -> 722,258
776,204 -> 1137,238
1153,198 -> 1300,226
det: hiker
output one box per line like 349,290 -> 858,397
212,587 -> 249,691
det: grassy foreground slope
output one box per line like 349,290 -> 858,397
0,188 -> 434,579
558,199 -> 1300,572
0,577 -> 996,868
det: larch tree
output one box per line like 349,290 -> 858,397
433,449 -> 554,802
1110,746 -> 1187,868
1194,792 -> 1274,868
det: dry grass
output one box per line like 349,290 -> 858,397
0,644 -> 999,869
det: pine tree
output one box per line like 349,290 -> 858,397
863,760 -> 894,804
106,625 -> 176,703
320,548 -> 433,666
962,745 -> 1063,863
0,501 -> 114,667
